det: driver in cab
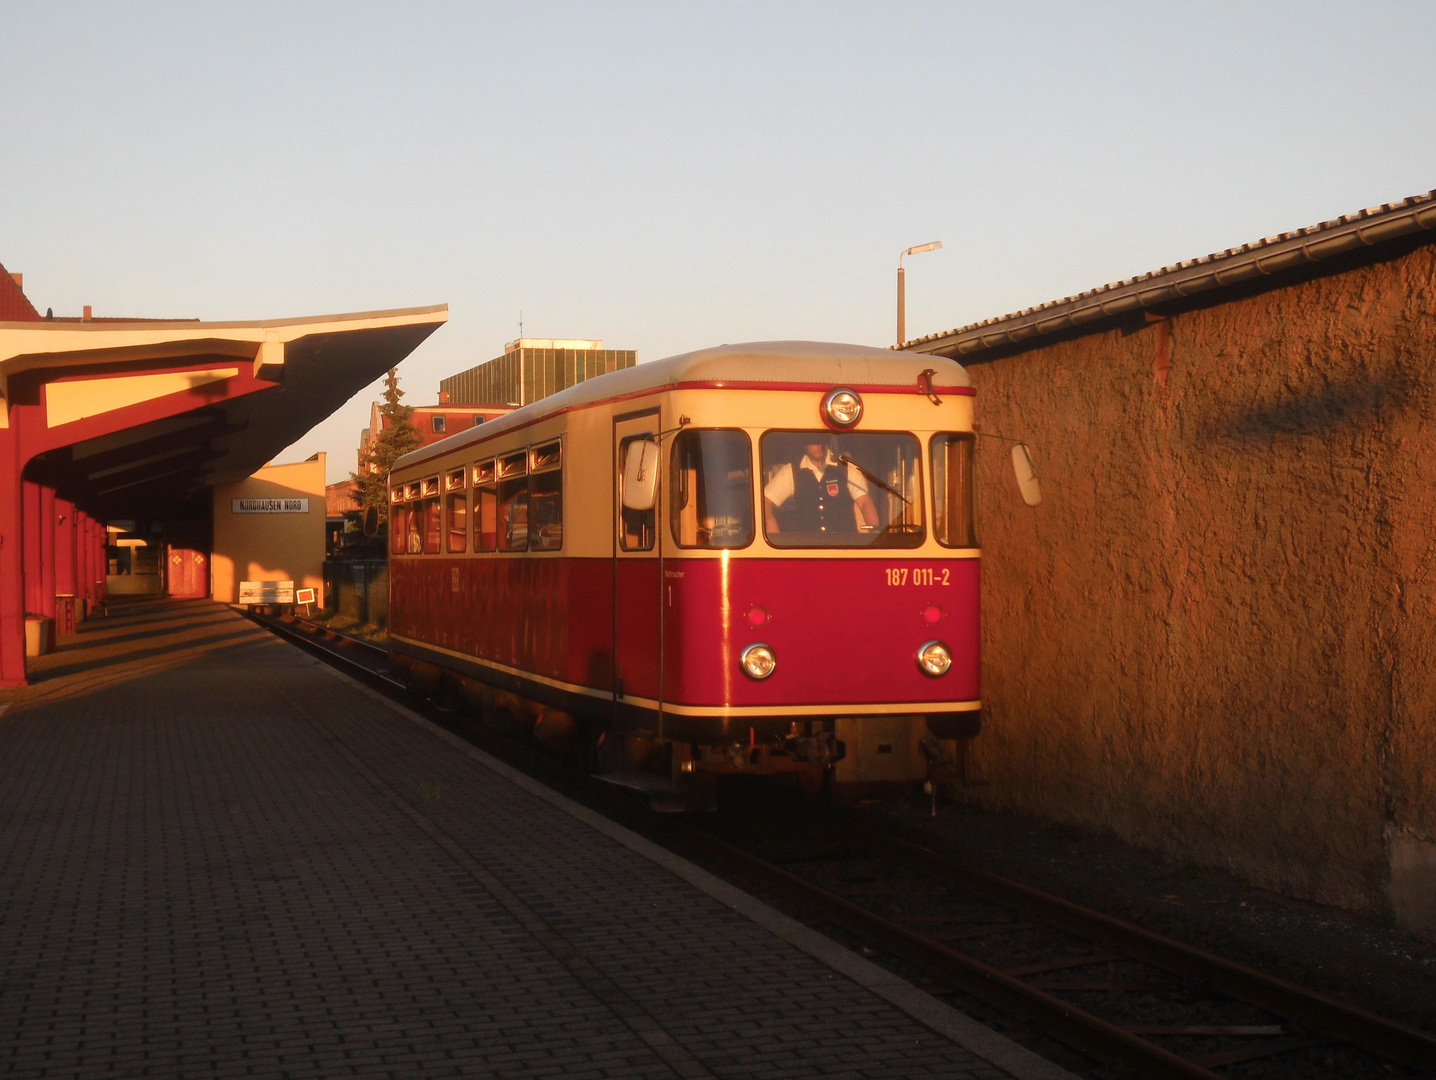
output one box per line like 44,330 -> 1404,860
764,436 -> 880,535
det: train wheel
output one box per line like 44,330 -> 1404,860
429,678 -> 462,714
796,765 -> 835,807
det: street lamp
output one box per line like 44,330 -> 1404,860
897,240 -> 942,347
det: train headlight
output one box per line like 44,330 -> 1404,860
916,640 -> 952,677
740,643 -> 777,680
821,387 -> 863,429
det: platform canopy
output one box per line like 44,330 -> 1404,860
1,305 -> 447,519
0,301 -> 447,687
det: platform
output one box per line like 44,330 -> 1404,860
0,599 -> 1072,1079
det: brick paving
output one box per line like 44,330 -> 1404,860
0,599 -> 1027,1078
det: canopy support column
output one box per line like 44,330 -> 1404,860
0,430 -> 26,686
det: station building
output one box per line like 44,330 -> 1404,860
0,264 -> 445,686
903,190 -> 1436,938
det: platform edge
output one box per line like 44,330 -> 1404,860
306,657 -> 1080,1080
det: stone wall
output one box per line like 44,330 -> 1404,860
963,242 -> 1436,936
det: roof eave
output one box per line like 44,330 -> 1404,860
904,191 -> 1436,360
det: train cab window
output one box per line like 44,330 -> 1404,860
497,451 -> 528,551
931,434 -> 977,548
473,459 -> 497,552
619,433 -> 656,551
445,469 -> 468,553
528,439 -> 563,551
760,431 -> 924,549
669,430 -> 754,549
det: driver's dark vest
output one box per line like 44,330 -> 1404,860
779,457 -> 855,533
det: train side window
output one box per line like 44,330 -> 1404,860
445,467 -> 468,554
473,459 -> 497,552
931,434 -> 977,548
391,504 -> 408,555
422,498 -> 441,554
497,450 -> 528,551
406,502 -> 424,553
619,433 -> 656,551
669,429 -> 754,549
528,439 -> 562,551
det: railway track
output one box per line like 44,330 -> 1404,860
250,610 -> 1436,1080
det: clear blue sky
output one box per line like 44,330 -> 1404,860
3,2 -> 1433,482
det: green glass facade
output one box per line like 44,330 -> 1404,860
440,347 -> 637,407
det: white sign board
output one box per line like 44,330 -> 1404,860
239,580 -> 296,604
232,498 -> 309,513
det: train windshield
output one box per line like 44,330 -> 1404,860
670,429 -> 755,548
761,431 -> 924,548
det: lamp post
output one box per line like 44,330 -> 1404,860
897,240 -> 942,347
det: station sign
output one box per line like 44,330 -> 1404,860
232,498 -> 309,513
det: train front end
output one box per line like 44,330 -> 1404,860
653,366 -> 981,795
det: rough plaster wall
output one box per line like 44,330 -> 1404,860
966,244 -> 1436,929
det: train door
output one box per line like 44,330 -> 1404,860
613,411 -> 663,731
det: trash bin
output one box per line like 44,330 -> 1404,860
24,617 -> 54,657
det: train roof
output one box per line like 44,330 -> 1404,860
393,341 -> 970,474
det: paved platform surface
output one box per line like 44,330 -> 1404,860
0,599 -> 1070,1079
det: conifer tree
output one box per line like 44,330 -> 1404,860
352,368 -> 422,523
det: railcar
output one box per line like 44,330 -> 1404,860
387,341 -> 980,807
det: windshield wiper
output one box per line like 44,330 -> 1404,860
838,455 -> 910,505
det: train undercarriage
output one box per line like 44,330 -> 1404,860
391,651 -> 979,812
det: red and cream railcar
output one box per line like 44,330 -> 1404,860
387,341 -> 980,799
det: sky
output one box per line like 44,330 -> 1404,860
3,2 -> 1434,483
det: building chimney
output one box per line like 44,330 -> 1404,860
9,273 -> 21,289
439,390 -> 450,404
82,305 -> 92,322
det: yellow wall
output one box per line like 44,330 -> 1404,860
211,456 -> 326,605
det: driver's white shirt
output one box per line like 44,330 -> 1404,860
764,452 -> 869,507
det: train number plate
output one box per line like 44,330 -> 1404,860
885,566 -> 950,587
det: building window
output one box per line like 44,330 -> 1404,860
431,416 -> 447,434
474,415 -> 485,427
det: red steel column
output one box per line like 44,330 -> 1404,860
95,519 -> 109,606
22,480 -> 42,617
79,512 -> 95,612
39,485 -> 56,619
55,496 -> 75,599
0,433 -> 26,687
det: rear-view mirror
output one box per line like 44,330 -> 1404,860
1011,443 -> 1042,507
622,439 -> 660,511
